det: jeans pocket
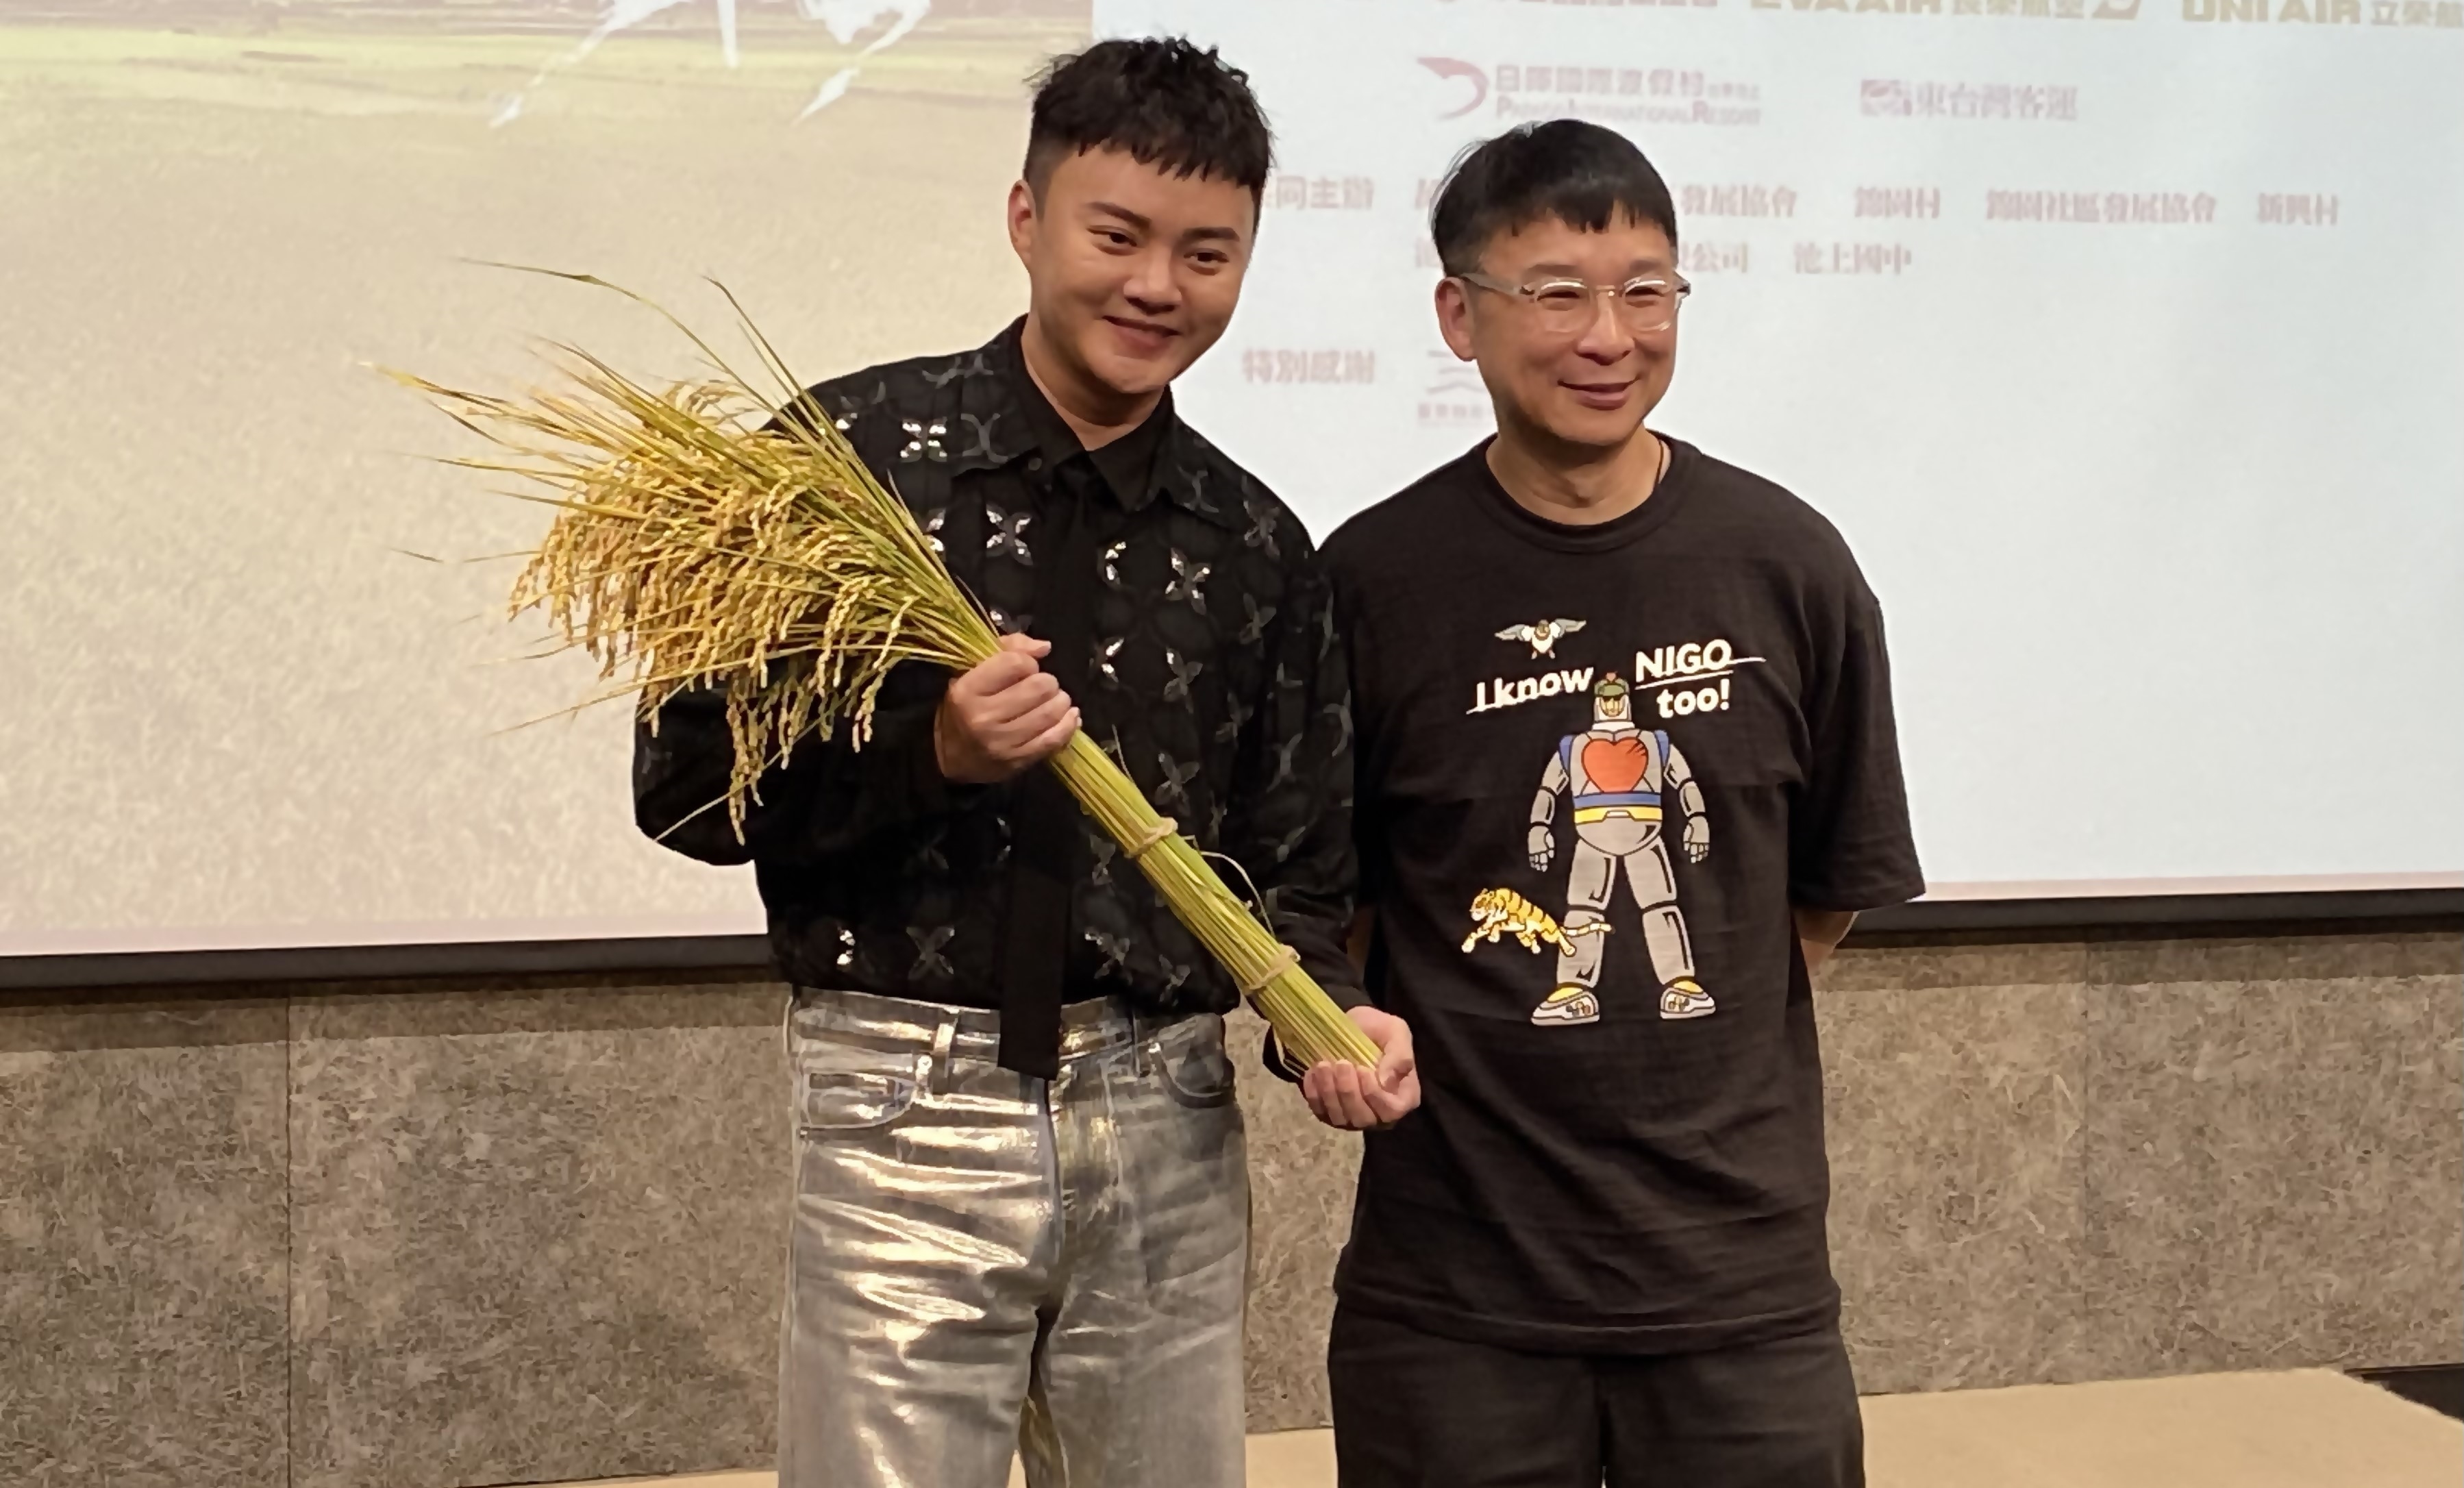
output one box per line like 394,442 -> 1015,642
1158,1019 -> 1238,1110
796,1058 -> 922,1134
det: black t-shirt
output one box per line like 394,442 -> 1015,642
1324,437 -> 1925,1355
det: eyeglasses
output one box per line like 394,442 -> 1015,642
1456,272 -> 1693,334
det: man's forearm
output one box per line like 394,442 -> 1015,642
1793,906 -> 1856,974
633,666 -> 965,867
634,688 -> 762,866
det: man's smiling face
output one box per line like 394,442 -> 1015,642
1438,212 -> 1682,455
1010,145 -> 1258,408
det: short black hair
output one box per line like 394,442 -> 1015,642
1430,120 -> 1678,275
1024,38 -> 1274,201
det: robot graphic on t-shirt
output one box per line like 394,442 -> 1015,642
1526,673 -> 1715,1025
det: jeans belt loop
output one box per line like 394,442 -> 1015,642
1135,1005 -> 1164,1080
923,1014 -> 958,1094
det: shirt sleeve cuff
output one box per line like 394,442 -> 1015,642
1317,976 -> 1373,1012
1787,870 -> 1929,914
866,692 -> 985,825
1258,1028 -> 1312,1083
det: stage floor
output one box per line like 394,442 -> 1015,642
556,1367 -> 2461,1488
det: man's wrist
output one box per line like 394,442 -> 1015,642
925,699 -> 1013,798
930,698 -> 988,786
930,701 -> 956,782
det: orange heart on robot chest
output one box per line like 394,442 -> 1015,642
1581,736 -> 1650,793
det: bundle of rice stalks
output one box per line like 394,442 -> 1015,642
393,272 -> 1378,1071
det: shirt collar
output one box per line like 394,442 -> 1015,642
941,319 -> 1239,530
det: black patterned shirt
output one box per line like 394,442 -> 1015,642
634,319 -> 1363,1037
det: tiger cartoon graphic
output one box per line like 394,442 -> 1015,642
1460,887 -> 1613,957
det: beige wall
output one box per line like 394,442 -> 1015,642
3,926 -> 2456,1488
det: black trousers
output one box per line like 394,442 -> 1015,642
1328,1304 -> 1864,1488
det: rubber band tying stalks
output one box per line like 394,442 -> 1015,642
1239,943 -> 1302,997
1125,816 -> 1178,860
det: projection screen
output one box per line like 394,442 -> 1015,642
1,0 -> 2454,959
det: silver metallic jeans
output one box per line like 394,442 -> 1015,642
779,986 -> 1250,1488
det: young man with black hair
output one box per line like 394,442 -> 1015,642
1309,119 -> 1923,1486
634,39 -> 1417,1488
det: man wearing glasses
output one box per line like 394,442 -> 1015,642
1296,120 -> 1924,1487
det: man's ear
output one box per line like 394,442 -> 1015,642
1006,178 -> 1039,267
1434,276 -> 1478,363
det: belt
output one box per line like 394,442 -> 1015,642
1573,804 -> 1664,824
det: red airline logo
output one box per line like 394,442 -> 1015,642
1419,58 -> 1489,118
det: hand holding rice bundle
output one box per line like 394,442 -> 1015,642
393,274 -> 1378,1072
